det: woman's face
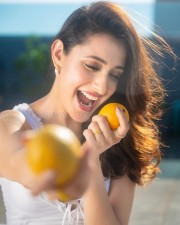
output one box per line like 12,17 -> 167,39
54,33 -> 127,123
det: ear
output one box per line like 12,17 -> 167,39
51,39 -> 64,69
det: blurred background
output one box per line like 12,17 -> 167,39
0,1 -> 180,224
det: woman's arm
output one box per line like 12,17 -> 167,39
109,175 -> 136,225
0,110 -> 28,182
83,158 -> 135,225
82,106 -> 134,225
0,110 -> 91,200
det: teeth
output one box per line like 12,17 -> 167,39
80,91 -> 98,101
80,101 -> 93,107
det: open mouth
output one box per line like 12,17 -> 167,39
77,90 -> 98,108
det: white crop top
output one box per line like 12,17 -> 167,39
0,103 -> 111,225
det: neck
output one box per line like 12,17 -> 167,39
30,94 -> 83,142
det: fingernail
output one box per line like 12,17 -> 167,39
116,106 -> 121,113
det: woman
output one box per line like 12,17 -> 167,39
0,1 -> 174,225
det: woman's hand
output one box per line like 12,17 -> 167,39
0,122 -> 91,202
22,132 -> 91,201
83,107 -> 129,158
31,145 -> 91,201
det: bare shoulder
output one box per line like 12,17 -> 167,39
0,109 -> 26,134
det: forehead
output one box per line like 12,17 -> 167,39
69,33 -> 127,65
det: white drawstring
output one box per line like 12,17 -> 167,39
61,199 -> 84,225
41,193 -> 84,224
75,201 -> 84,225
55,199 -> 67,213
61,202 -> 72,225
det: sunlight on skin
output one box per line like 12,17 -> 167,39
0,110 -> 25,149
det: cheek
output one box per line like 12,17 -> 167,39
67,65 -> 92,85
67,74 -> 89,88
108,81 -> 118,96
60,66 -> 80,86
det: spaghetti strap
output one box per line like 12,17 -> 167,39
13,103 -> 43,130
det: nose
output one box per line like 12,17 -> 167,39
92,75 -> 108,96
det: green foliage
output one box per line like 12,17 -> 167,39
14,36 -> 51,99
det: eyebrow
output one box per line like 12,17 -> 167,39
86,55 -> 125,71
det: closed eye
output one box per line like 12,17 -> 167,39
109,73 -> 122,81
84,64 -> 99,71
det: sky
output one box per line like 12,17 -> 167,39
0,0 -> 155,3
0,0 -> 156,36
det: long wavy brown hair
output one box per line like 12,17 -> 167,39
54,1 -> 175,185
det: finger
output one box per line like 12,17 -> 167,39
114,107 -> 129,139
83,128 -> 96,144
113,129 -> 126,139
88,121 -> 104,140
92,115 -> 113,140
116,107 -> 129,130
